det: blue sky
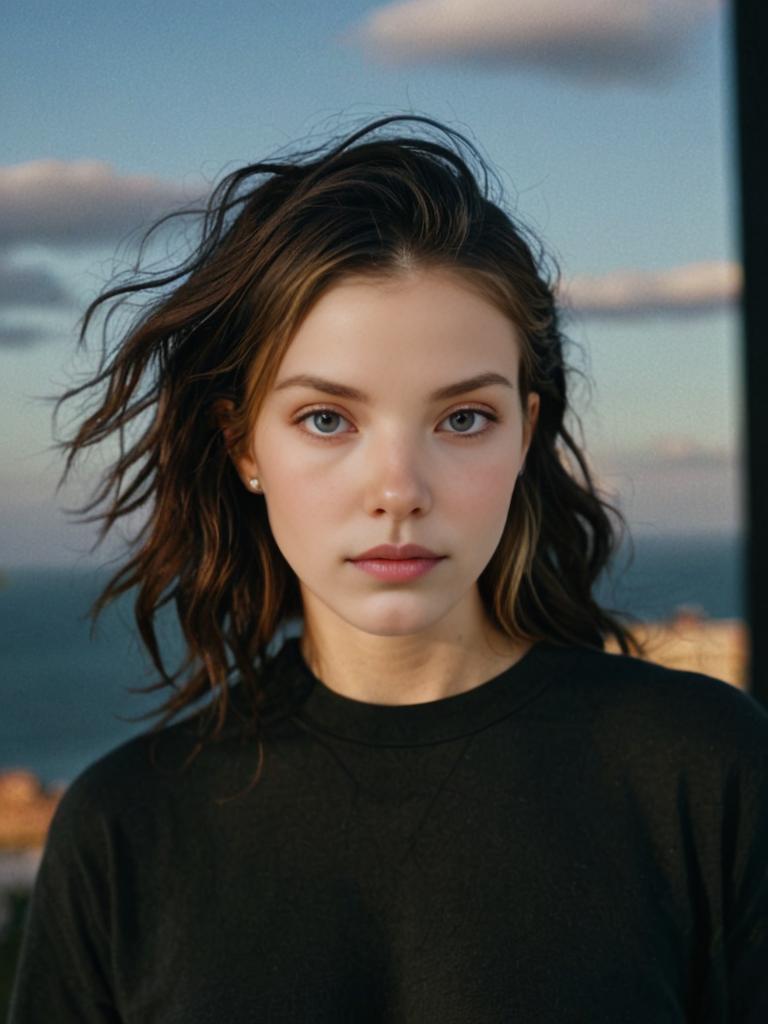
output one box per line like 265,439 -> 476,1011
1,0 -> 740,564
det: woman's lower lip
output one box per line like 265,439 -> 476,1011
350,557 -> 445,581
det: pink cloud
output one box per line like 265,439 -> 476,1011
0,159 -> 201,247
343,0 -> 720,80
560,260 -> 740,317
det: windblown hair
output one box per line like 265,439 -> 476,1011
52,113 -> 644,762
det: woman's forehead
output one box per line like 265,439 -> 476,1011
275,270 -> 522,378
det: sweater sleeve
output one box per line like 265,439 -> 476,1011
7,772 -> 122,1023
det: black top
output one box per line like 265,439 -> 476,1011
9,637 -> 768,1022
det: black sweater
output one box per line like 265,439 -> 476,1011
9,637 -> 768,1022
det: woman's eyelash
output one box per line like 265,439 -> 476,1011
292,406 -> 500,441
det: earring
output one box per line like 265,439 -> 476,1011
249,477 -> 261,492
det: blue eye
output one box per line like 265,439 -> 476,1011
294,406 -> 499,441
301,409 -> 350,436
446,409 -> 488,434
438,407 -> 500,437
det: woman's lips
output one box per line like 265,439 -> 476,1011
349,557 -> 445,582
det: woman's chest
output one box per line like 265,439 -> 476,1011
110,756 -> 705,1022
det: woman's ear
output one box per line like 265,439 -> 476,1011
523,391 -> 540,453
212,399 -> 259,486
212,398 -> 238,450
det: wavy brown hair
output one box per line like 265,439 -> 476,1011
51,114 -> 644,762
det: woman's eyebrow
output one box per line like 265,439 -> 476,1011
273,371 -> 514,402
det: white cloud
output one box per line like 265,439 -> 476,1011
343,0 -> 719,80
560,260 -> 740,317
0,160 -> 200,248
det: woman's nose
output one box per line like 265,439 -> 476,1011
362,442 -> 432,519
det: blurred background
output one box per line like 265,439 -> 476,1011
0,0 -> 744,1005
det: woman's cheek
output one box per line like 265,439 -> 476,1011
458,459 -> 517,509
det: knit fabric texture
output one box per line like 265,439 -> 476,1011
9,637 -> 768,1022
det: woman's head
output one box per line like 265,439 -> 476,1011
226,266 -> 539,651
53,113 -> 641,742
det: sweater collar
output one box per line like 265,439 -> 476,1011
278,635 -> 560,747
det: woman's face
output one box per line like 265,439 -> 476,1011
234,268 -> 539,640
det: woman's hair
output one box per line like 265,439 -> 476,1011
52,113 -> 644,760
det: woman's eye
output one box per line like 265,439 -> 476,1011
294,406 -> 498,441
441,408 -> 497,436
297,409 -> 351,437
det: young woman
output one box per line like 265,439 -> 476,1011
10,115 -> 768,1022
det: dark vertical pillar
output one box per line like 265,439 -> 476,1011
733,1 -> 768,704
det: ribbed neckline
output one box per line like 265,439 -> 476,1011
277,635 -> 561,747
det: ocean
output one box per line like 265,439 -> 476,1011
1,530 -> 744,788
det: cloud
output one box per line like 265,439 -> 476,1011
643,435 -> 733,465
0,254 -> 74,349
608,435 -> 735,468
560,260 -> 740,318
0,256 -> 73,309
590,439 -> 739,535
343,0 -> 718,80
0,160 -> 199,248
0,324 -> 56,348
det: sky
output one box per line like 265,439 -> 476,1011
1,0 -> 741,566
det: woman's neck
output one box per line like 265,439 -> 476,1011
298,595 -> 532,706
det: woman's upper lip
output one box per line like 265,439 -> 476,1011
351,544 -> 444,560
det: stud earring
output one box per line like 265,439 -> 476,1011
249,477 -> 261,492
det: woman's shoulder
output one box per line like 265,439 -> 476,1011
47,643 -> 311,833
544,641 -> 768,766
48,693 -> 246,839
